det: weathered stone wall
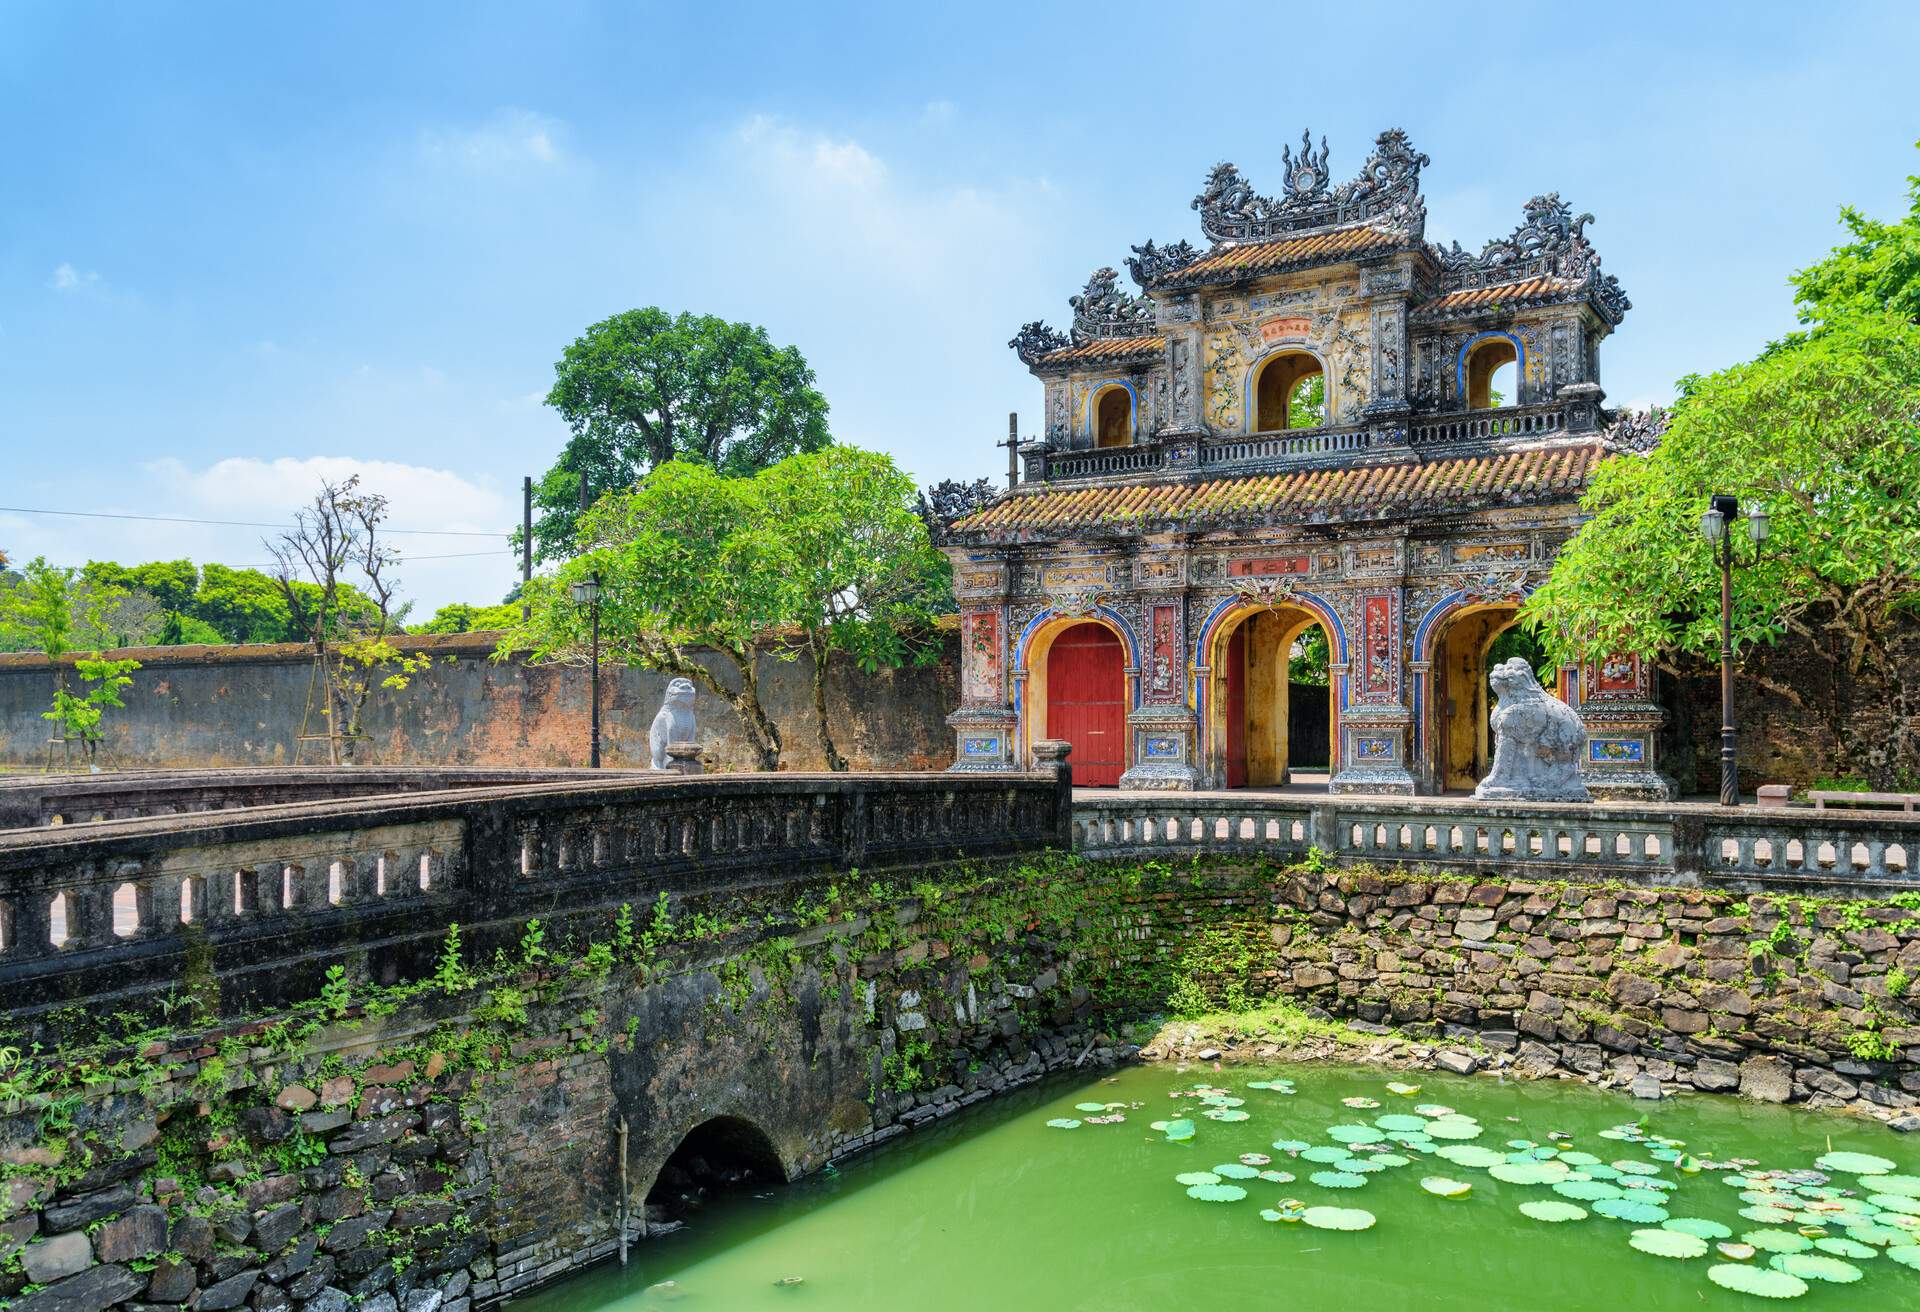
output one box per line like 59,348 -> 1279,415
1256,865 -> 1920,1120
1663,613 -> 1920,793
6,856 -> 1916,1312
0,632 -> 958,774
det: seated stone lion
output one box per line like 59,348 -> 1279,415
1473,657 -> 1592,803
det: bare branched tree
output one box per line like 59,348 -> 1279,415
268,476 -> 420,763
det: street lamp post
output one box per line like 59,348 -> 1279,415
1697,494 -> 1769,806
570,572 -> 604,768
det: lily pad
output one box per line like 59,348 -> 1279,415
1240,1153 -> 1272,1167
1768,1253 -> 1862,1283
1367,1153 -> 1411,1169
1871,1174 -> 1920,1199
1811,1236 -> 1876,1259
1844,1223 -> 1911,1247
1558,1152 -> 1602,1167
1201,1095 -> 1246,1108
1301,1206 -> 1375,1231
1073,1102 -> 1109,1112
1719,1242 -> 1758,1260
1309,1170 -> 1368,1189
1612,1159 -> 1661,1176
1175,1171 -> 1221,1186
1302,1145 -> 1355,1164
1435,1145 -> 1506,1169
1421,1176 -> 1472,1198
1663,1217 -> 1733,1240
1045,1118 -> 1081,1129
1554,1181 -> 1625,1203
1185,1182 -> 1247,1202
1386,1081 -> 1421,1095
1201,1109 -> 1250,1122
1741,1206 -> 1799,1225
1592,1198 -> 1668,1224
1258,1170 -> 1296,1183
1743,1229 -> 1813,1254
1272,1138 -> 1311,1153
1520,1200 -> 1587,1223
1491,1162 -> 1569,1186
1163,1118 -> 1196,1141
1815,1151 -> 1895,1176
1870,1194 -> 1920,1217
1414,1104 -> 1456,1117
1707,1265 -> 1808,1299
1212,1163 -> 1259,1180
1341,1096 -> 1382,1109
1328,1124 -> 1386,1143
1886,1246 -> 1920,1270
1425,1119 -> 1483,1141
1629,1228 -> 1708,1259
1375,1114 -> 1430,1134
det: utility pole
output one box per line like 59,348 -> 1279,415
997,411 -> 1020,490
520,476 -> 533,621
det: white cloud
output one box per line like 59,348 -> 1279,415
418,108 -> 566,172
920,100 -> 957,128
49,262 -> 101,292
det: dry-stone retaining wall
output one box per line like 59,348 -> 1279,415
4,856 -> 1917,1312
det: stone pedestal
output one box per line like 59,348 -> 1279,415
1331,707 -> 1416,795
945,705 -> 1020,773
663,741 -> 703,776
1572,655 -> 1678,801
1117,705 -> 1198,790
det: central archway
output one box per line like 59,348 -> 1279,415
1212,604 -> 1336,788
1253,351 -> 1326,431
1044,622 -> 1126,786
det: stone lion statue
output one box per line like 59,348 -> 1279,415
1473,658 -> 1592,802
649,678 -> 697,770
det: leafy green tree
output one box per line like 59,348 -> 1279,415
1791,143 -> 1920,326
44,655 -> 141,765
1288,374 -> 1327,428
84,559 -> 199,613
531,309 -> 832,560
0,557 -> 125,657
1524,312 -> 1920,783
1288,626 -> 1329,686
415,602 -> 523,633
756,448 -> 948,770
193,564 -> 296,643
160,611 -> 226,645
503,460 -> 792,768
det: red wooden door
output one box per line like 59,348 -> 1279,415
1046,623 -> 1126,787
1224,623 -> 1247,788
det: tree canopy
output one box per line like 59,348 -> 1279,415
530,309 -> 833,560
501,446 -> 945,770
1525,145 -> 1920,782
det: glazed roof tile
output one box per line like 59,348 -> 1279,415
1166,225 -> 1405,284
1034,334 -> 1166,366
951,441 -> 1602,539
1416,276 -> 1578,316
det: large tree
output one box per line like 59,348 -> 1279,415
530,309 -> 832,560
501,447 -> 946,771
757,448 -> 948,770
1525,150 -> 1920,785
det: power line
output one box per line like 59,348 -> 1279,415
0,504 -> 512,538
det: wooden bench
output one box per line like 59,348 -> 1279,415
1807,789 -> 1920,813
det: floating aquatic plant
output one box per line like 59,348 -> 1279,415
1239,1153 -> 1272,1166
1271,1139 -> 1311,1154
1175,1172 -> 1221,1187
1375,1114 -> 1430,1134
1301,1206 -> 1375,1231
1420,1177 -> 1472,1198
1592,1198 -> 1668,1224
1341,1096 -> 1381,1109
1663,1218 -> 1733,1240
1707,1264 -> 1808,1298
1743,1229 -> 1813,1254
1328,1124 -> 1385,1143
1186,1182 -> 1247,1202
1301,1146 -> 1355,1164
1886,1245 -> 1920,1270
1386,1081 -> 1420,1096
1309,1170 -> 1367,1189
1520,1200 -> 1587,1223
1628,1228 -> 1707,1259
1213,1163 -> 1259,1180
1810,1235 -> 1875,1259
1874,1174 -> 1920,1199
1414,1104 -> 1455,1117
1768,1253 -> 1862,1283
1258,1170 -> 1296,1184
1815,1151 -> 1894,1176
1045,1118 -> 1081,1129
1554,1181 -> 1624,1202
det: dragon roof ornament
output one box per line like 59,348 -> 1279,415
1192,128 -> 1430,246
1009,320 -> 1070,366
1125,238 -> 1200,287
1069,266 -> 1157,339
1600,406 -> 1667,455
1435,193 -> 1632,323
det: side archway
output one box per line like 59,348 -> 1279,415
1413,589 -> 1550,792
1015,608 -> 1141,783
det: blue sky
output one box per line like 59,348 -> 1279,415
3,1 -> 1916,611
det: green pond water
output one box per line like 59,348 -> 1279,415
515,1061 -> 1920,1311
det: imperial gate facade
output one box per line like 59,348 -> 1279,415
941,129 -> 1674,799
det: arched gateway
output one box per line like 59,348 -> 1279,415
939,128 -> 1676,800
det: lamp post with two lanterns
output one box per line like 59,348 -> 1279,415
1698,494 -> 1769,807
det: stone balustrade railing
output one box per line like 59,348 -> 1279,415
0,770 -> 1072,1017
1073,792 -> 1919,891
0,766 -> 630,830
